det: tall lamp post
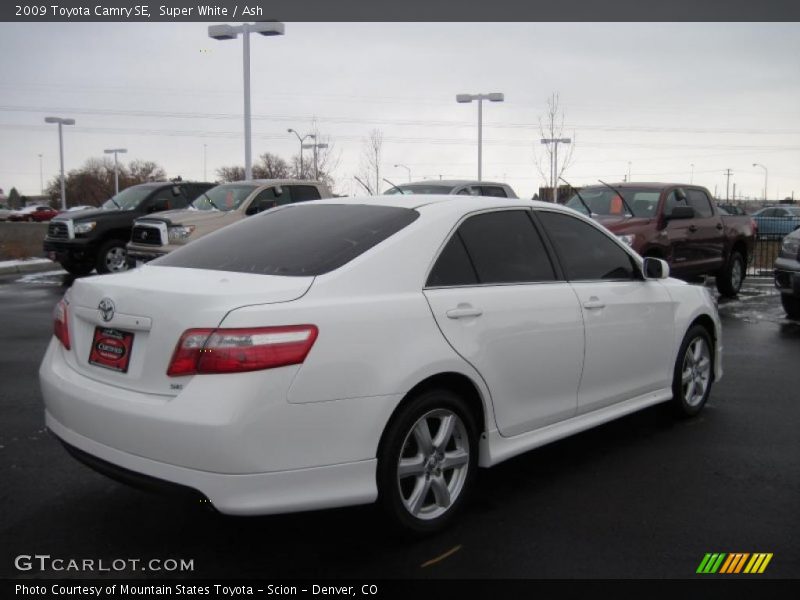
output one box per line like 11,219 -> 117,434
44,116 -> 75,210
208,21 -> 285,181
104,148 -> 127,195
690,163 -> 695,184
394,163 -> 411,183
302,141 -> 329,180
38,154 -> 43,194
288,129 -> 314,178
753,163 -> 768,202
540,137 -> 571,202
456,92 -> 504,181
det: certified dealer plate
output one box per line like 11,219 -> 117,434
88,327 -> 134,373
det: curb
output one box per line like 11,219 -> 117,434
0,260 -> 60,276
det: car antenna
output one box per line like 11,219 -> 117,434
382,178 -> 404,195
559,176 -> 593,217
598,179 -> 635,217
353,176 -> 373,195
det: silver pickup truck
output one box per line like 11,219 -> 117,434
126,179 -> 332,265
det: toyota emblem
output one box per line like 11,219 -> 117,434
98,298 -> 115,322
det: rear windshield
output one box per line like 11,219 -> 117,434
153,204 -> 420,276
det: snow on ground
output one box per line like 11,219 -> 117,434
16,270 -> 67,283
0,258 -> 51,268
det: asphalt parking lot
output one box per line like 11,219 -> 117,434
1,270 -> 798,579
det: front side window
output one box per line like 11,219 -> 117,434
687,189 -> 713,218
537,211 -> 637,281
427,210 -> 555,286
191,184 -> 260,211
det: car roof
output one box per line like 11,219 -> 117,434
399,179 -> 509,188
578,182 -> 699,190
218,179 -> 325,186
309,194 -> 572,215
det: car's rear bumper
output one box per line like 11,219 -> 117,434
47,411 -> 377,515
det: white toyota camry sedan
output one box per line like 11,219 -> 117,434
40,195 -> 722,534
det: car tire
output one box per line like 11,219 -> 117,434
61,261 -> 94,277
781,294 -> 800,320
95,240 -> 129,274
377,388 -> 478,536
715,251 -> 745,298
672,325 -> 714,418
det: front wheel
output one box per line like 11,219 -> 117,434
672,325 -> 714,417
781,294 -> 800,320
95,240 -> 129,274
716,251 -> 745,298
377,388 -> 478,536
61,260 -> 94,277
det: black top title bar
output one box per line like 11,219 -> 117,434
3,0 -> 800,22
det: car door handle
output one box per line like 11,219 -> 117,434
446,305 -> 483,319
688,225 -> 698,233
583,297 -> 606,310
716,223 -> 724,230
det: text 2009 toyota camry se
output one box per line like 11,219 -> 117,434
40,196 -> 722,534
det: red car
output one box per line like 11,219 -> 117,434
8,205 -> 59,222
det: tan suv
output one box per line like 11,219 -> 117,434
126,179 -> 332,265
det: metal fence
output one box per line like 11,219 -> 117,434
749,218 -> 799,276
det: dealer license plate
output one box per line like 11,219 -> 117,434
88,327 -> 134,373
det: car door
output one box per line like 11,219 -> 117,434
660,188 -> 694,272
423,208 -> 584,436
686,188 -> 725,271
536,210 -> 675,413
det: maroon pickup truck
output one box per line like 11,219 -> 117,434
564,182 -> 755,297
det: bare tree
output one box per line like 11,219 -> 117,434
216,166 -> 245,183
534,93 -> 575,202
359,128 -> 384,195
254,153 -> 291,179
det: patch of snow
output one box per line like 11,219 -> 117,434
0,258 -> 51,268
16,270 -> 66,283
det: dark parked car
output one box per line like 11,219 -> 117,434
565,183 -> 755,297
383,179 -> 518,198
774,228 -> 800,319
43,181 -> 214,275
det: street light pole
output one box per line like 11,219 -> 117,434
209,21 -> 285,181
288,129 -> 314,178
690,163 -> 694,184
540,137 -> 571,202
38,154 -> 43,194
394,164 -> 411,183
104,148 -> 127,195
456,92 -> 504,182
302,142 -> 329,180
752,163 -> 768,202
44,116 -> 75,211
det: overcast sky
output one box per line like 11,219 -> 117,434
0,22 -> 798,200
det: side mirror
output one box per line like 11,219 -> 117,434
675,188 -> 687,202
643,257 -> 670,280
171,186 -> 182,197
665,205 -> 695,221
274,186 -> 283,197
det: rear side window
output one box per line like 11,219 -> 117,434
154,204 -> 419,276
289,185 -> 322,202
427,210 -> 555,286
538,211 -> 636,281
479,186 -> 508,198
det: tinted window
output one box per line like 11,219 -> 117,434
247,188 -> 279,214
455,210 -> 555,284
289,185 -> 322,202
155,204 -> 419,276
663,190 -> 689,216
538,211 -> 636,281
479,186 -> 508,198
148,187 -> 185,212
687,189 -> 713,218
426,234 -> 478,287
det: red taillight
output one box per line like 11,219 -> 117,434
53,298 -> 71,350
167,325 -> 318,377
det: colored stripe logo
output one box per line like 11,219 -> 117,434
697,553 -> 773,574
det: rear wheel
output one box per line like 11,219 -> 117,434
716,251 -> 744,298
781,294 -> 800,320
377,388 -> 478,536
672,325 -> 714,417
95,239 -> 129,274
